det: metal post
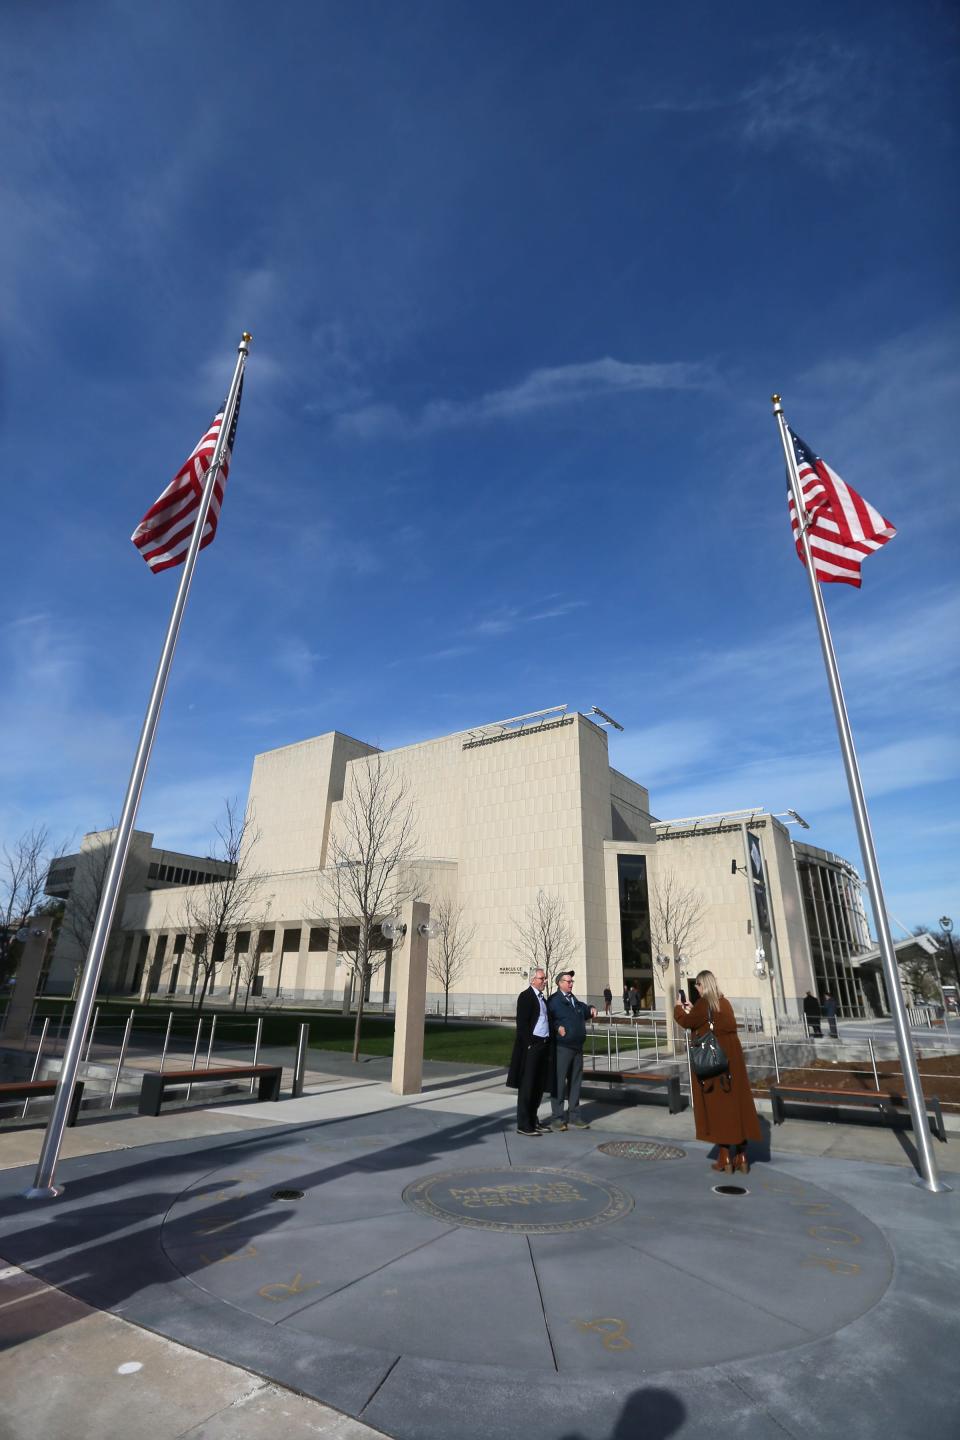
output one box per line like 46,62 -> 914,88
110,1013 -> 134,1109
158,1011 -> 173,1074
292,1022 -> 309,1098
605,1022 -> 611,1072
867,1036 -> 880,1090
26,334 -> 252,1200
83,1007 -> 100,1063
635,1018 -> 641,1068
654,1016 -> 660,1061
771,1034 -> 781,1084
249,1016 -> 263,1094
55,1005 -> 67,1055
204,1014 -> 218,1069
684,1030 -> 693,1098
772,396 -> 946,1195
21,1018 -> 50,1119
184,1019 -> 203,1103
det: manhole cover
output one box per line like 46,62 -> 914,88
272,1188 -> 304,1201
402,1166 -> 633,1234
713,1184 -> 749,1196
597,1141 -> 686,1161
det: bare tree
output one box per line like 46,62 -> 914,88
1,826 -> 65,983
59,828 -> 116,997
317,755 -> 420,1062
181,800 -> 263,1012
649,870 -> 704,998
512,889 -> 576,981
428,894 -> 476,1022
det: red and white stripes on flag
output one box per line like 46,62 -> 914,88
131,384 -> 242,573
787,428 -> 896,587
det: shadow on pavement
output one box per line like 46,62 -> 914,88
558,1384 -> 685,1439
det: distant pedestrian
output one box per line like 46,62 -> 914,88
823,992 -> 839,1038
629,984 -> 641,1016
547,970 -> 597,1130
623,984 -> 631,1014
803,991 -> 822,1038
602,985 -> 613,1017
675,968 -> 761,1174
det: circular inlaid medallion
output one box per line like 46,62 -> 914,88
402,1165 -> 633,1234
597,1140 -> 686,1161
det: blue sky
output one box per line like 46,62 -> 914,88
1,1 -> 957,930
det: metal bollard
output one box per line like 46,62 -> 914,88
635,1018 -> 641,1069
21,1018 -> 50,1119
110,1013 -> 134,1109
184,1019 -> 204,1103
771,1034 -> 781,1084
654,1017 -> 660,1062
249,1017 -> 263,1094
83,1007 -> 100,1063
204,1015 -> 218,1069
867,1036 -> 880,1090
684,1030 -> 693,1098
292,1022 -> 310,1098
158,1011 -> 174,1074
605,1022 -> 611,1072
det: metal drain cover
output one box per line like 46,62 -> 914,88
713,1184 -> 749,1196
272,1188 -> 304,1201
597,1141 -> 686,1161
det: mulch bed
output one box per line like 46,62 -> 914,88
751,1053 -> 960,1111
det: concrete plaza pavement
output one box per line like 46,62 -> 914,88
0,1052 -> 958,1440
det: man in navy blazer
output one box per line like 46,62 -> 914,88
506,967 -> 551,1135
546,970 -> 596,1130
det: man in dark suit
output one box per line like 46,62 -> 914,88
506,967 -> 551,1135
546,970 -> 596,1130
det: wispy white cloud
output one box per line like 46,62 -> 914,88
335,357 -> 713,439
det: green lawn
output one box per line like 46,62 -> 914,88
24,998 -> 653,1067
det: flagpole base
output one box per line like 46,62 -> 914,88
23,1185 -> 64,1201
912,1175 -> 951,1195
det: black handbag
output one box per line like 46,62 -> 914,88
689,1006 -> 729,1082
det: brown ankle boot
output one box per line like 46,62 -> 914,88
711,1147 -> 731,1172
733,1147 -> 750,1174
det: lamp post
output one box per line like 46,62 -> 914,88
940,917 -> 959,998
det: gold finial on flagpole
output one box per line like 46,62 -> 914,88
771,394 -> 783,412
242,332 -> 253,343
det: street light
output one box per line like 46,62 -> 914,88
940,917 -> 960,994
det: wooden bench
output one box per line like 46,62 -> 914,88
0,1079 -> 85,1126
583,1069 -> 683,1114
770,1084 -> 947,1143
138,1064 -> 283,1116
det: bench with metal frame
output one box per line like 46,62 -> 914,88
0,1079 -> 85,1126
138,1064 -> 283,1116
769,1084 -> 947,1143
582,1069 -> 683,1114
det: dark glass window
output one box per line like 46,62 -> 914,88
309,926 -> 329,952
617,854 -> 653,1003
282,928 -> 301,953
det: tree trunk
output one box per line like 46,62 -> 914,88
352,980 -> 366,1062
444,986 -> 450,1023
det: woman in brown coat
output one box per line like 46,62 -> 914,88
674,969 -> 761,1174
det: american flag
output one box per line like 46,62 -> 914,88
131,382 -> 242,573
787,428 -> 896,587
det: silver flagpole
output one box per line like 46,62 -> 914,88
771,394 -> 946,1194
26,333 -> 252,1199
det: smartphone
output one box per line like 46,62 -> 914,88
678,988 -> 687,1005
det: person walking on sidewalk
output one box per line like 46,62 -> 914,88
507,967 -> 551,1136
546,970 -> 597,1130
674,968 -> 761,1174
603,985 -> 613,1017
803,991 -> 822,1038
823,992 -> 839,1039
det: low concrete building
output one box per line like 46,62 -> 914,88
96,705 -> 882,1025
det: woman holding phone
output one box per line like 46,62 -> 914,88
675,969 -> 761,1174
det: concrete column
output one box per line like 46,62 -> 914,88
664,943 -> 681,1055
0,915 -> 55,1045
391,900 -> 430,1096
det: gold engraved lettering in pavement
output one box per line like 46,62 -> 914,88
258,1272 -> 322,1303
449,1182 -> 584,1209
577,1317 -> 632,1351
807,1225 -> 862,1245
802,1256 -> 861,1276
199,1244 -> 258,1266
